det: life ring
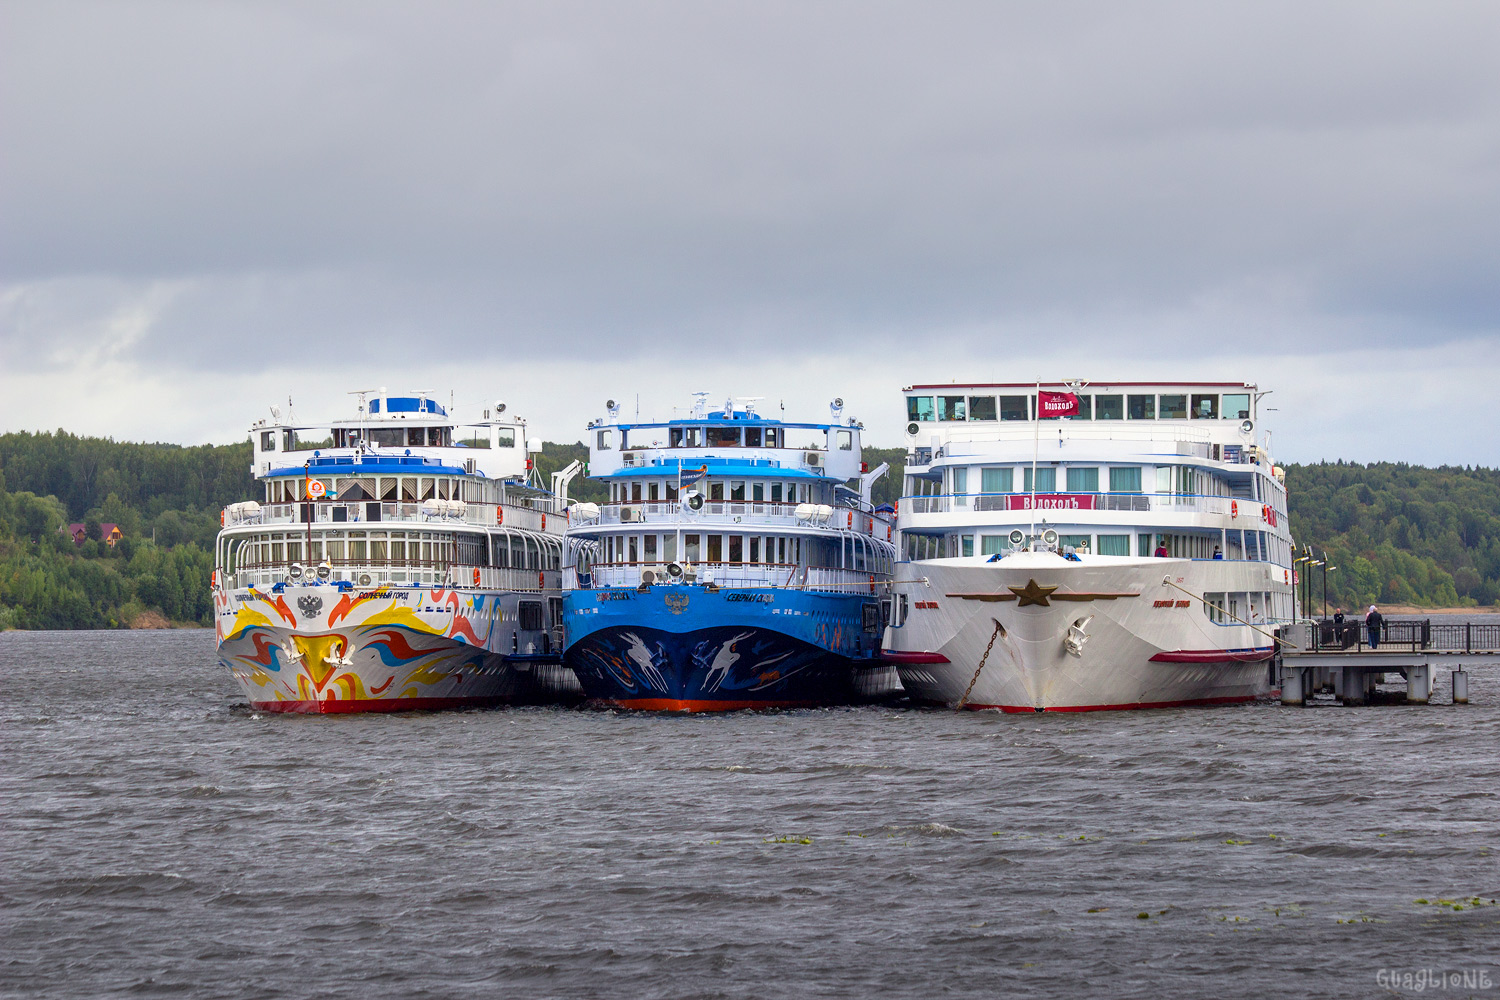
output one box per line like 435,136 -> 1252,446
538,572 -> 545,589
1284,569 -> 1289,584
1230,501 -> 1238,518
211,569 -> 220,589
541,513 -> 546,531
847,511 -> 853,528
220,510 -> 225,526
472,568 -> 481,587
868,574 -> 875,593
887,525 -> 892,541
496,505 -> 504,525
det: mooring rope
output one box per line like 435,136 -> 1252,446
1158,576 -> 1298,648
956,619 -> 1006,710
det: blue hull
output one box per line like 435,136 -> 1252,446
563,586 -> 883,710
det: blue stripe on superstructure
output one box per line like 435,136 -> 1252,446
602,459 -> 823,479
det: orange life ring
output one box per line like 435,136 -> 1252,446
472,568 -> 481,587
1230,501 -> 1238,518
220,510 -> 225,526
496,505 -> 504,525
847,511 -> 853,528
538,572 -> 545,589
211,569 -> 220,589
868,574 -> 875,593
541,513 -> 547,530
887,525 -> 892,541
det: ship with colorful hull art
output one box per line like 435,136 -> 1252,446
562,394 -> 897,711
213,388 -> 576,713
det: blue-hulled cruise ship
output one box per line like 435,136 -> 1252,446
562,394 -> 897,711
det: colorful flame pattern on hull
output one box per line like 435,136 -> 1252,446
215,583 -> 569,713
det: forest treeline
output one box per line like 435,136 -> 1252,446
0,430 -> 1495,629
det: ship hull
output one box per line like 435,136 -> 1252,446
886,553 -> 1279,712
564,586 -> 886,711
215,583 -> 577,713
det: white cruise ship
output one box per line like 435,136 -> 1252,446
885,381 -> 1295,712
212,389 -> 575,712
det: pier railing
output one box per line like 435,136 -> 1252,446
1310,619 -> 1500,654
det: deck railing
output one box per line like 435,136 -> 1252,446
903,492 -> 1258,517
570,501 -> 885,535
578,561 -> 885,593
224,500 -> 555,533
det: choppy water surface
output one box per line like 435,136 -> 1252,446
2,630 -> 1497,999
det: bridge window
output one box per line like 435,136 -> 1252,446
730,481 -> 745,501
707,426 -> 740,447
1191,394 -> 1219,419
260,431 -> 277,450
1095,395 -> 1123,420
999,396 -> 1029,421
939,396 -> 966,421
1222,393 -> 1250,419
1068,395 -> 1093,420
496,429 -> 516,448
744,427 -> 762,447
1159,394 -> 1187,419
1127,395 -> 1155,420
837,430 -> 853,450
597,430 -> 613,450
907,396 -> 936,421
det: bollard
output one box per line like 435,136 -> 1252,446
1406,663 -> 1431,704
1452,669 -> 1469,705
1281,667 -> 1304,706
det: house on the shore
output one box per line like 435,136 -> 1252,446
61,523 -> 124,547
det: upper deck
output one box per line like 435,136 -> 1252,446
247,389 -> 539,503
584,395 -> 870,484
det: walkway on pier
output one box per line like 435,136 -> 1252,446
1279,618 -> 1498,705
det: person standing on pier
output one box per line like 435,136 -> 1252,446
1365,605 -> 1383,649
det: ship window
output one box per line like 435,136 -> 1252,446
729,536 -> 743,562
597,429 -> 613,450
1095,395 -> 1123,420
707,426 -> 740,447
1191,394 -> 1219,419
707,535 -> 722,562
369,428 -> 403,447
837,430 -> 853,450
968,396 -> 997,420
952,467 -> 968,505
1023,467 -> 1057,492
709,482 -> 724,501
1068,395 -> 1092,420
752,483 -> 764,502
999,396 -> 1029,421
1159,394 -> 1187,419
745,427 -> 762,447
981,467 -> 1014,493
907,396 -> 936,422
649,482 -> 660,501
980,535 -> 1007,556
1222,393 -> 1250,419
1066,467 -> 1099,492
260,431 -> 277,450
1127,395 -> 1155,420
420,478 -> 435,500
1110,467 -> 1143,493
1098,534 -> 1129,556
939,396 -> 966,421
685,534 -> 701,561
666,482 -> 678,501
1059,534 -> 1090,550
644,535 -> 657,562
381,479 -> 398,501
961,535 -> 974,557
771,483 -> 783,503
730,481 -> 745,501
496,429 -> 516,448
631,482 -> 642,503
628,536 -> 638,563
763,428 -> 779,448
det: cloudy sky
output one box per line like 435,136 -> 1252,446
3,1 -> 1497,463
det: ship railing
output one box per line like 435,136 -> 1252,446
227,501 -> 557,533
580,561 -> 886,593
223,559 -> 561,593
570,501 -> 885,535
903,492 -> 1255,517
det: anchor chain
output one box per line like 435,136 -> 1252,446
956,619 -> 1005,711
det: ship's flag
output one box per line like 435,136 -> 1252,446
678,465 -> 709,487
1037,390 -> 1080,418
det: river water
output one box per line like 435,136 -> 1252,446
2,629 -> 1497,999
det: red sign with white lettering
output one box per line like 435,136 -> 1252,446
1037,391 -> 1080,417
1007,494 -> 1096,511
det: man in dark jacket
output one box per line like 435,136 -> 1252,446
1365,605 -> 1383,649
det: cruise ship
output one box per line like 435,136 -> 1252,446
562,395 -> 897,710
213,389 -> 576,713
885,382 -> 1295,711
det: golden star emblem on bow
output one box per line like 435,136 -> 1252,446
1008,578 -> 1059,607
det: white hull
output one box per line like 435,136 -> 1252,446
886,552 -> 1282,711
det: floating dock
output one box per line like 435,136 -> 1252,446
1278,619 -> 1497,705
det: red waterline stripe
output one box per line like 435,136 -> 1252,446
603,697 -> 818,713
1149,648 -> 1274,663
249,696 -> 509,714
966,694 -> 1262,713
880,650 -> 952,664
